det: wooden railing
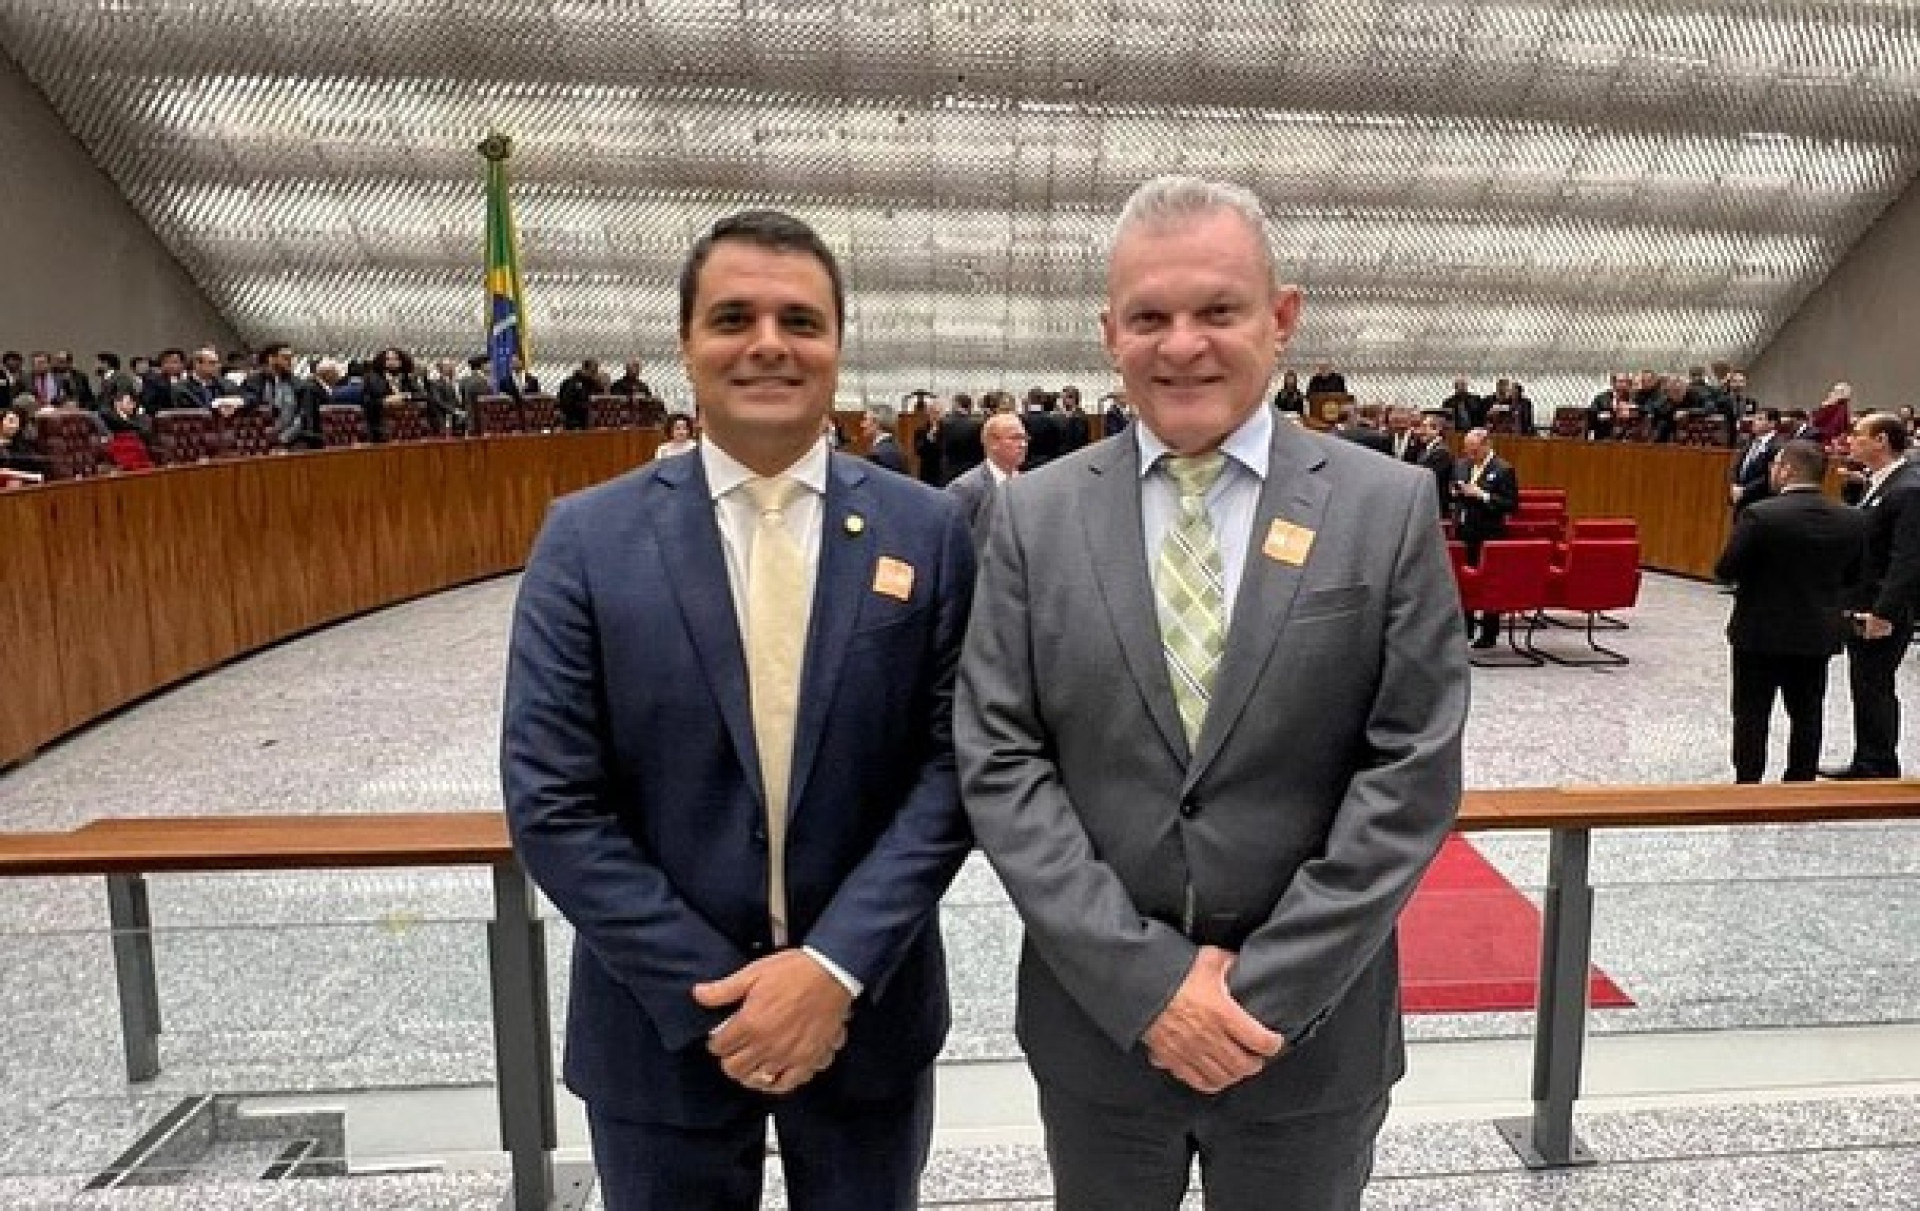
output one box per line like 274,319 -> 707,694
2,780 -> 1916,1201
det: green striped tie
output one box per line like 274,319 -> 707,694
1156,453 -> 1227,748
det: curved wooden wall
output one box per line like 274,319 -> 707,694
2,433 -> 658,769
1496,437 -> 1736,580
0,430 -> 1737,770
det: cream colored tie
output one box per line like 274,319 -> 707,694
744,476 -> 808,946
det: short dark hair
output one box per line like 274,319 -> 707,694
96,352 -> 121,370
156,347 -> 187,365
1775,439 -> 1826,483
1760,407 -> 1781,424
1860,410 -> 1910,453
677,209 -> 845,343
468,354 -> 489,371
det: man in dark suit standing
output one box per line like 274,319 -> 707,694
1441,377 -> 1483,434
938,395 -> 984,486
502,210 -> 975,1210
1824,412 -> 1920,779
1058,385 -> 1092,455
1714,440 -> 1865,783
1410,413 -> 1455,518
1022,388 -> 1066,469
911,395 -> 945,487
1452,427 -> 1520,647
861,403 -> 908,473
1728,408 -> 1781,513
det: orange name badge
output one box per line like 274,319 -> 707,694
1262,519 -> 1316,567
872,556 -> 916,602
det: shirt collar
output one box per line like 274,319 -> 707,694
701,433 -> 830,503
1866,459 -> 1903,496
1133,402 -> 1272,482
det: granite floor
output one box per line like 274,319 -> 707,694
1,570 -> 1916,1205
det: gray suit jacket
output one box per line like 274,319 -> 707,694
957,420 -> 1467,1117
945,460 -> 1000,549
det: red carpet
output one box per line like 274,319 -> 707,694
1399,836 -> 1634,1014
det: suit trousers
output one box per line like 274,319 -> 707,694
1038,1080 -> 1387,1211
587,1068 -> 933,1211
1729,648 -> 1831,783
1844,622 -> 1914,777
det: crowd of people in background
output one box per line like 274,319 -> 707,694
5,340 -> 1918,491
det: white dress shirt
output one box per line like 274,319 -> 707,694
1135,403 -> 1272,620
697,436 -> 862,996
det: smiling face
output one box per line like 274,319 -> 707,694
680,239 -> 839,473
1101,207 -> 1300,455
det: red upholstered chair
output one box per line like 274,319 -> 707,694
1519,487 -> 1567,508
213,409 -> 272,458
1505,517 -> 1566,542
1549,407 -> 1585,438
1530,539 -> 1642,665
1455,539 -> 1555,666
383,398 -> 430,442
31,409 -> 106,480
472,394 -> 524,436
151,408 -> 216,466
522,394 -> 559,433
104,431 -> 153,472
587,394 -> 632,429
1570,518 -> 1637,540
318,404 -> 367,448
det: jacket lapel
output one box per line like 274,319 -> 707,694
1186,421 -> 1330,786
1081,437 -> 1189,762
787,454 -> 874,814
651,454 -> 764,802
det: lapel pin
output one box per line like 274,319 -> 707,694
844,514 -> 866,536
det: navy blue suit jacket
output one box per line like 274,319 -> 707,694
502,450 -> 976,1127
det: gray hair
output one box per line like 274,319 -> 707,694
866,402 -> 897,428
1112,175 -> 1277,280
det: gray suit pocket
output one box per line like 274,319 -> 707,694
1293,583 -> 1370,623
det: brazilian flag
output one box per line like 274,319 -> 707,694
480,133 -> 527,391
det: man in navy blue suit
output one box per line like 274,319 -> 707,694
502,210 -> 976,1210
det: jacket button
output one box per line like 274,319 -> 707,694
751,826 -> 768,848
1179,797 -> 1200,819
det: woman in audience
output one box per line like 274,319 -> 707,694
654,413 -> 697,459
361,347 -> 422,443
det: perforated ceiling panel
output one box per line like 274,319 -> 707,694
5,0 -> 1919,410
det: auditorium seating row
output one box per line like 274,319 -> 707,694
1545,407 -> 1733,447
23,393 -> 673,481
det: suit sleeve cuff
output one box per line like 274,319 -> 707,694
802,945 -> 865,999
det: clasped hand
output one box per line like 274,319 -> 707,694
1143,945 -> 1284,1095
693,950 -> 853,1096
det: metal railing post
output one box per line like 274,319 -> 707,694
1497,827 -> 1598,1168
105,873 -> 162,1082
488,858 -> 566,1209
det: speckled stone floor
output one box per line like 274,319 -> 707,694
1,570 -> 1915,1206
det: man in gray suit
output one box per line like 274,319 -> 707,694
957,176 -> 1468,1211
945,410 -> 1029,548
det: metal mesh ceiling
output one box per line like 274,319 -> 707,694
6,0 -> 1920,411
